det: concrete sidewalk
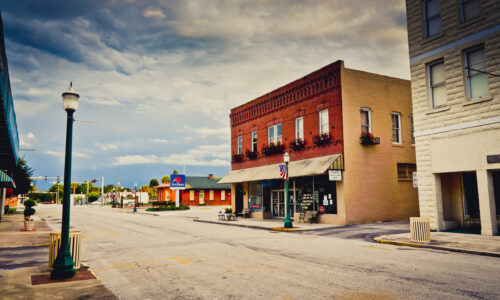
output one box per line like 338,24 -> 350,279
375,231 -> 500,257
194,215 -> 338,231
0,208 -> 117,299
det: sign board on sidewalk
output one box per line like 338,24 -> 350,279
170,174 -> 186,190
328,170 -> 342,181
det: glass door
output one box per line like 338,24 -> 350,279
272,190 -> 285,217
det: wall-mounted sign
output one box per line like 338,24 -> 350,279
487,155 -> 500,164
412,172 -> 418,188
329,170 -> 342,181
251,204 -> 261,208
170,174 -> 185,190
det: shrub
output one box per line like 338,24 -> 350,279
8,207 -> 16,213
146,204 -> 190,211
87,192 -> 100,203
24,207 -> 36,217
24,199 -> 37,208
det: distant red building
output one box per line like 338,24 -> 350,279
156,175 -> 231,206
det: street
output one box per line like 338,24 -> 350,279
37,205 -> 499,300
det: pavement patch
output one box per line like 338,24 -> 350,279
31,268 -> 97,285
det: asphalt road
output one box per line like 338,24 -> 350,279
38,205 -> 499,300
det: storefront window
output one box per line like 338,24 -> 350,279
248,181 -> 263,212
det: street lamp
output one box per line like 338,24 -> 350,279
51,82 -> 79,279
133,182 -> 138,213
30,181 -> 34,201
283,152 -> 293,228
112,189 -> 116,207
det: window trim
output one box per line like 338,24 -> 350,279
221,190 -> 226,201
267,123 -> 282,145
360,107 -> 372,133
459,0 -> 481,23
189,190 -> 195,201
423,0 -> 442,38
209,190 -> 214,201
237,135 -> 243,154
409,115 -> 415,145
391,112 -> 402,144
428,59 -> 446,109
464,45 -> 488,100
295,117 -> 304,140
319,109 -> 329,135
251,131 -> 258,152
397,163 -> 417,181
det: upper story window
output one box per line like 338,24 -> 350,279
295,117 -> 304,140
409,115 -> 415,145
360,108 -> 372,133
237,136 -> 242,154
391,112 -> 402,144
423,0 -> 442,38
464,46 -> 488,100
251,131 -> 258,152
460,0 -> 481,23
428,60 -> 447,108
268,123 -> 282,145
319,109 -> 329,135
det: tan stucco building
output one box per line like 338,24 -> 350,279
405,0 -> 500,235
220,61 -> 419,225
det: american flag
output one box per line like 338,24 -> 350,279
279,164 -> 288,180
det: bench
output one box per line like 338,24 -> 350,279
298,211 -> 318,224
236,208 -> 251,218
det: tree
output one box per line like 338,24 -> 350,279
104,184 -> 115,193
70,182 -> 79,194
149,178 -> 159,188
49,183 -> 64,194
87,192 -> 100,203
161,175 -> 170,184
140,185 -> 150,193
13,157 -> 34,195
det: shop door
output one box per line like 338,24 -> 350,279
272,191 -> 285,217
199,190 -> 205,205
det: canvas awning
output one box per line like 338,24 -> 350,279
0,170 -> 16,188
219,154 -> 343,184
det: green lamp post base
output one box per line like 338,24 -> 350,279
284,218 -> 293,228
51,249 -> 75,279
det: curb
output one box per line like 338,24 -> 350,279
374,238 -> 500,258
193,219 -> 270,231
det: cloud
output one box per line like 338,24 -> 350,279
96,143 -> 118,151
149,138 -> 168,143
143,9 -> 165,19
20,131 -> 36,147
45,150 -> 89,158
111,155 -> 159,166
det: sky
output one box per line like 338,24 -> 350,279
1,0 -> 410,191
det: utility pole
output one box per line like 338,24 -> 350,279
101,177 -> 104,206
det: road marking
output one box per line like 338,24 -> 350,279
169,257 -> 192,264
361,245 -> 392,251
200,208 -> 212,210
102,230 -> 118,237
279,295 -> 295,300
95,257 -> 192,271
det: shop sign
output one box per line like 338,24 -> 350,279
329,170 -> 342,181
170,174 -> 185,190
319,205 -> 325,213
251,204 -> 261,208
412,172 -> 418,188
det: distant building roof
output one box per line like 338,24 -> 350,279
155,176 -> 231,190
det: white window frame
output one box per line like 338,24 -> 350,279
428,60 -> 446,109
464,45 -> 488,100
392,112 -> 402,144
360,108 -> 372,133
267,123 -> 282,144
423,0 -> 442,38
251,131 -> 257,152
237,136 -> 242,154
295,117 -> 304,140
319,109 -> 329,135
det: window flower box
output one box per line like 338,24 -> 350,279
289,139 -> 305,151
232,153 -> 244,162
246,150 -> 258,160
313,133 -> 331,146
360,132 -> 380,145
262,142 -> 285,156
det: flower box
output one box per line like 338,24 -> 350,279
262,143 -> 285,156
289,139 -> 305,151
313,133 -> 331,146
246,150 -> 258,160
360,132 -> 380,145
232,153 -> 244,162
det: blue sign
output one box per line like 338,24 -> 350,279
170,174 -> 185,189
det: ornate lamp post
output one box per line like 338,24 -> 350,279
51,83 -> 79,279
133,182 -> 137,213
112,189 -> 116,206
30,181 -> 34,200
283,152 -> 293,228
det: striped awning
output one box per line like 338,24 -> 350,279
219,154 -> 343,184
0,170 -> 16,188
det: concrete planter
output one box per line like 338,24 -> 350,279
24,220 -> 35,231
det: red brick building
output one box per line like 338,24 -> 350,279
156,175 -> 231,206
220,60 -> 419,225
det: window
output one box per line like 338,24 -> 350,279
460,0 -> 481,23
392,112 -> 402,144
428,60 -> 447,108
209,190 -> 214,201
295,117 -> 304,140
465,46 -> 488,99
189,190 -> 195,201
360,108 -> 371,133
221,190 -> 226,201
409,115 -> 415,145
199,190 -> 204,201
251,131 -> 257,152
237,136 -> 242,154
319,109 -> 329,135
423,0 -> 442,38
397,163 -> 417,181
267,123 -> 282,144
